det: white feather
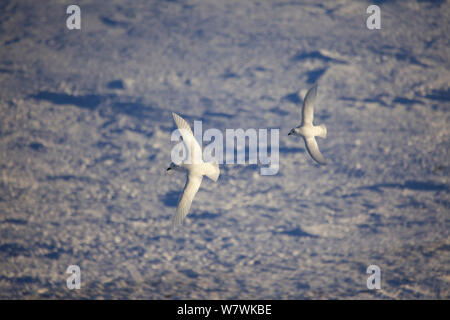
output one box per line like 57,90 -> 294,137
289,84 -> 328,165
169,113 -> 221,229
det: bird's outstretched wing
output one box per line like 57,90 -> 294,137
304,136 -> 327,165
172,173 -> 203,229
301,83 -> 318,126
172,113 -> 203,164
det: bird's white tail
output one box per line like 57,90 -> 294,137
318,124 -> 327,139
203,162 -> 220,182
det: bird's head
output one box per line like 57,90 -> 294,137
166,162 -> 182,174
166,162 -> 176,173
288,128 -> 296,136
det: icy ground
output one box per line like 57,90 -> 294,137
0,0 -> 448,299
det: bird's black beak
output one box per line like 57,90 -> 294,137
288,132 -> 291,136
166,167 -> 171,171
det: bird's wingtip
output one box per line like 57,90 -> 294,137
313,158 -> 327,166
170,216 -> 182,231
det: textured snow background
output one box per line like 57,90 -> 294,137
0,0 -> 449,299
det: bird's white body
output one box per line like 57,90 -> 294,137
168,113 -> 220,229
288,84 -> 328,165
294,123 -> 327,139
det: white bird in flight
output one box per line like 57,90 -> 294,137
288,83 -> 327,165
167,112 -> 220,229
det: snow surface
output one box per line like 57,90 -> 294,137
0,0 -> 449,299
